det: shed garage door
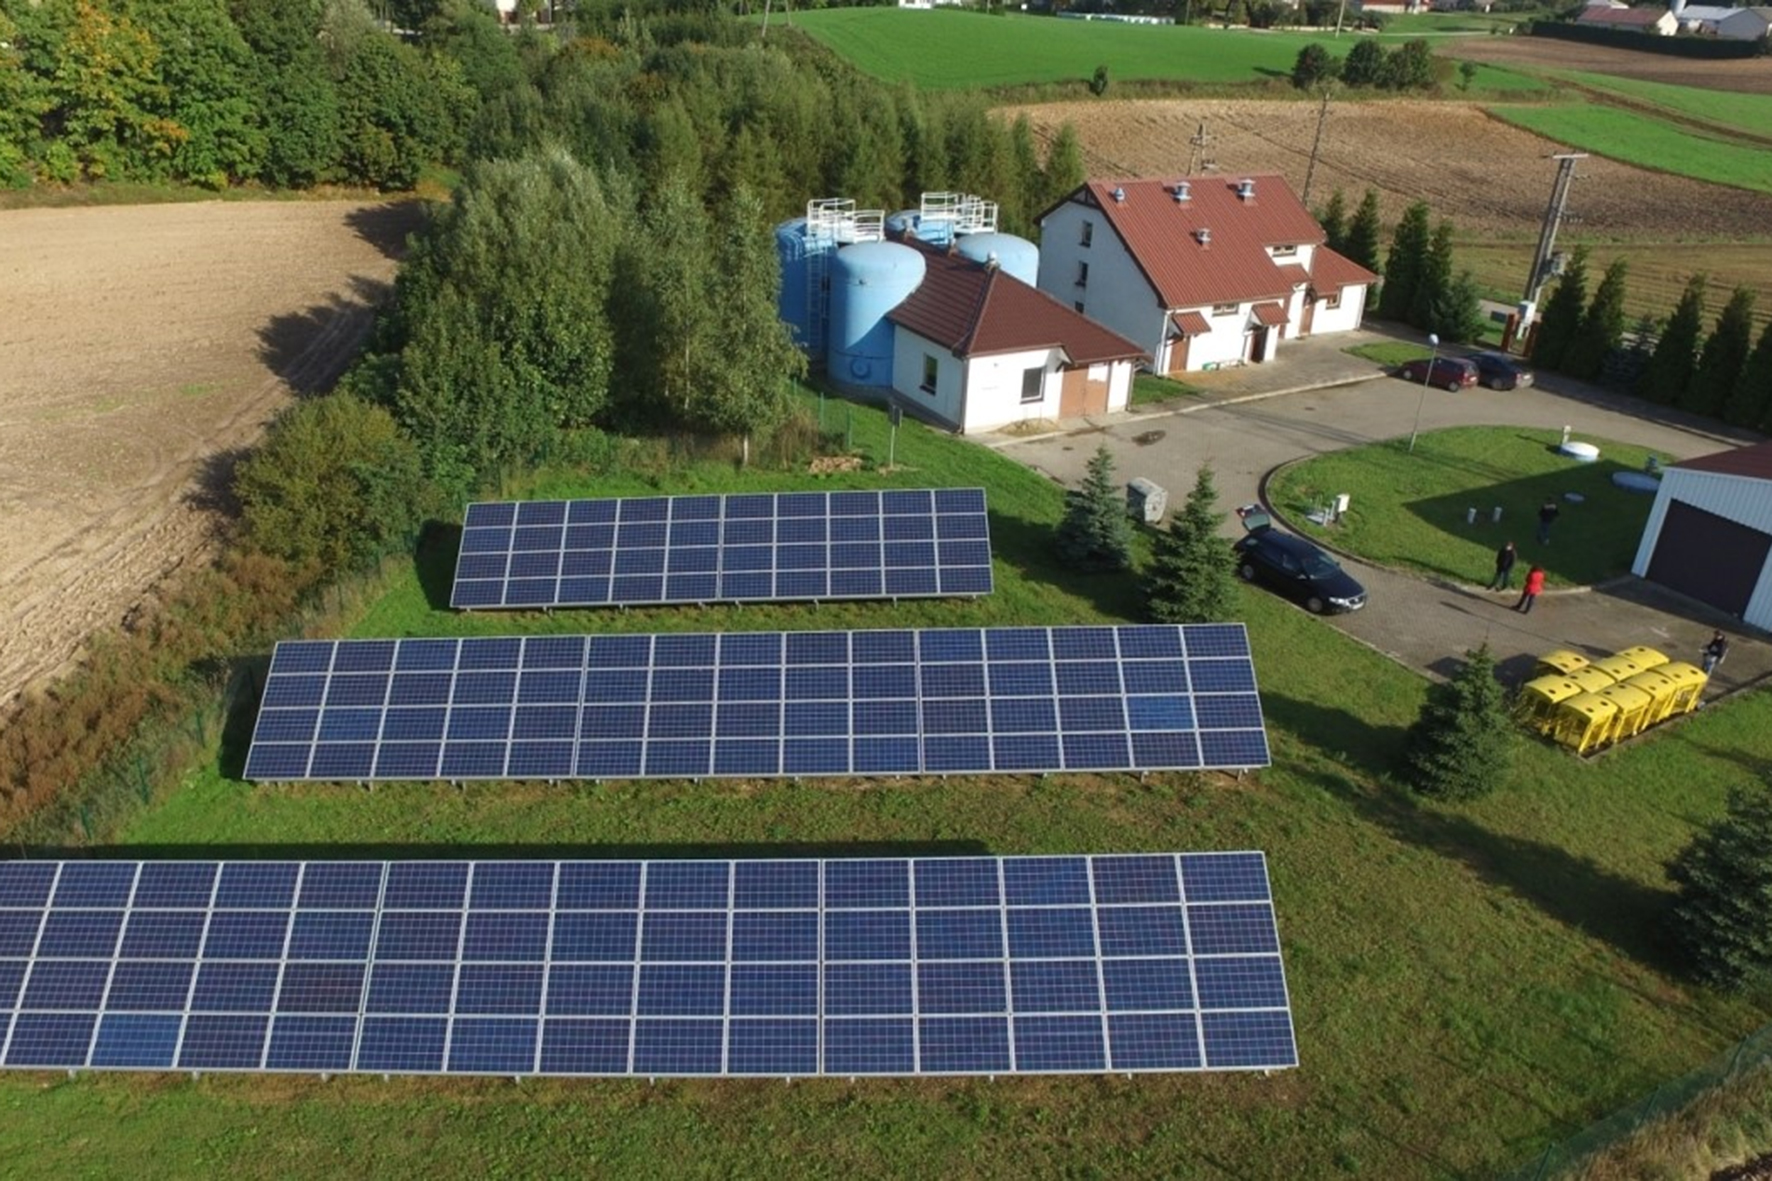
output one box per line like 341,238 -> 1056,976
1646,499 -> 1770,616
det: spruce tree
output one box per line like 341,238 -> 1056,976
1040,123 -> 1085,212
1433,270 -> 1488,345
1603,313 -> 1659,391
1667,780 -> 1772,990
1402,643 -> 1512,801
1377,200 -> 1430,323
1640,274 -> 1707,405
1529,245 -> 1587,373
1408,220 -> 1454,333
1054,445 -> 1134,573
1316,188 -> 1348,255
1689,287 -> 1757,419
1344,189 -> 1384,310
1145,467 -> 1236,625
1726,320 -> 1772,432
1563,258 -> 1628,382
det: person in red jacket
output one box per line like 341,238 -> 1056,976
1514,565 -> 1546,614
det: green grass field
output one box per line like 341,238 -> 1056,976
783,8 -> 1540,91
1268,425 -> 1661,587
1549,70 -> 1772,142
1489,103 -> 1772,194
5,400 -> 1767,1177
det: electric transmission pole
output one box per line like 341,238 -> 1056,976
1521,152 -> 1586,324
1188,121 -> 1214,176
1301,86 -> 1333,206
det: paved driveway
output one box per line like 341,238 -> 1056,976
992,331 -> 1769,696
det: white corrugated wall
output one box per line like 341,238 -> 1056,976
1632,468 -> 1772,628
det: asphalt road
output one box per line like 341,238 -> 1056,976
991,334 -> 1767,696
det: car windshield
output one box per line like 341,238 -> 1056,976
1300,549 -> 1342,578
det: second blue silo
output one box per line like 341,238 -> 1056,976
774,218 -> 813,351
827,241 -> 926,387
955,232 -> 1039,287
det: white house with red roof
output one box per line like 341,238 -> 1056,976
1575,4 -> 1678,33
1035,175 -> 1378,376
886,240 -> 1147,433
1633,440 -> 1772,629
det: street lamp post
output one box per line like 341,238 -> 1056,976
1408,333 -> 1440,454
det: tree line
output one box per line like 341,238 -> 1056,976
1532,255 -> 1772,433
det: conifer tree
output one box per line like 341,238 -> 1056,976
1054,446 -> 1133,573
1641,274 -> 1707,405
1667,780 -> 1772,990
1316,188 -> 1347,255
1377,200 -> 1430,322
1689,286 -> 1756,419
1402,643 -> 1512,801
1041,123 -> 1085,211
1407,220 -> 1454,333
1145,467 -> 1236,625
1433,270 -> 1488,345
1529,245 -> 1587,373
1603,313 -> 1659,391
1726,320 -> 1772,432
1563,258 -> 1628,382
1344,189 -> 1383,310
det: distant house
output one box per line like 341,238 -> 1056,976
1633,440 -> 1772,629
887,242 -> 1147,433
1034,175 -> 1378,376
1574,4 -> 1679,33
1673,1 -> 1772,36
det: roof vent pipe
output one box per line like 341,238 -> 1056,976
1174,181 -> 1191,202
1196,227 -> 1211,246
1112,187 -> 1126,203
1236,178 -> 1255,201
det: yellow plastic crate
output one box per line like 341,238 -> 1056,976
1658,660 -> 1709,716
1534,649 -> 1591,678
1591,653 -> 1651,683
1567,666 -> 1617,695
1623,668 -> 1681,727
1552,693 -> 1620,755
1518,675 -> 1585,735
1597,683 -> 1657,743
1614,646 -> 1668,672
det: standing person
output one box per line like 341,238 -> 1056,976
1702,630 -> 1730,676
1537,498 -> 1560,545
1488,541 -> 1518,591
1514,565 -> 1545,614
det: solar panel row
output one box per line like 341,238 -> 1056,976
452,489 -> 993,610
0,855 -> 1296,1077
243,626 -> 1270,783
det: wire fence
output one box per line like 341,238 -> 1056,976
1506,1021 -> 1772,1180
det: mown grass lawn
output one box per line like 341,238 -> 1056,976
9,399 -> 1769,1179
1489,103 -> 1772,194
1549,70 -> 1772,142
1268,424 -> 1662,587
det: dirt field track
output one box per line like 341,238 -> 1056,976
0,200 -> 419,708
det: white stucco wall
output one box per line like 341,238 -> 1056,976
1309,286 -> 1368,334
892,328 -> 966,429
1166,303 -> 1259,371
958,345 -> 1068,433
1039,201 -> 1168,360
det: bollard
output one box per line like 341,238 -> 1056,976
1492,506 -> 1503,524
1466,507 -> 1477,525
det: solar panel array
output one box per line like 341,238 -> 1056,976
243,625 -> 1269,783
451,489 -> 994,610
0,854 -> 1295,1078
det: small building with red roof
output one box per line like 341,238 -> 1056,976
1632,439 -> 1772,628
1575,4 -> 1678,33
885,239 -> 1147,433
1035,174 -> 1379,375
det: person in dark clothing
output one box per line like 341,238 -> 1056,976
1702,631 -> 1730,676
1489,541 -> 1518,591
1514,565 -> 1545,613
1537,499 -> 1560,544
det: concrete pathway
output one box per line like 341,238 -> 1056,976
989,329 -> 1769,696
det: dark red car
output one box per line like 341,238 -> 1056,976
1398,356 -> 1478,391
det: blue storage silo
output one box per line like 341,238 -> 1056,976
827,241 -> 926,388
775,218 -> 813,351
955,232 -> 1039,287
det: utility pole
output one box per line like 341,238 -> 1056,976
1520,152 -> 1586,326
1188,121 -> 1213,175
1301,86 -> 1333,206
1335,0 -> 1348,36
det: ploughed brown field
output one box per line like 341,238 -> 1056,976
0,200 -> 420,708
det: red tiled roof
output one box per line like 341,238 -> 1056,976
1276,263 -> 1310,286
1307,246 -> 1380,291
1064,175 -> 1328,310
1171,311 -> 1211,336
887,242 -> 1146,366
1252,302 -> 1288,327
1673,440 -> 1772,482
1576,6 -> 1668,25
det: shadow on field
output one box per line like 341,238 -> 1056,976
416,519 -> 463,611
1276,695 -> 1678,971
184,445 -> 251,520
256,275 -> 392,396
31,839 -> 992,862
989,509 -> 1150,621
344,200 -> 426,262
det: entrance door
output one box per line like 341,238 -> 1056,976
1167,335 -> 1190,376
1646,499 -> 1770,616
1300,298 -> 1315,338
1249,327 -> 1269,364
1059,368 -> 1090,417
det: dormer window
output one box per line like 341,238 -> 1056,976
1211,302 -> 1238,317
1272,244 -> 1298,258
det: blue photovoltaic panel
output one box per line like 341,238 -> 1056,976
451,489 -> 994,610
244,625 -> 1268,782
0,854 -> 1293,1078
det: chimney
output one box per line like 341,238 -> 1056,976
1236,178 -> 1255,201
1173,181 -> 1191,203
1196,227 -> 1211,247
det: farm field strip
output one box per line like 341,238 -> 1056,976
1545,69 -> 1772,142
1489,103 -> 1772,194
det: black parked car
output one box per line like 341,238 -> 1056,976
1467,351 -> 1534,390
1233,524 -> 1368,615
